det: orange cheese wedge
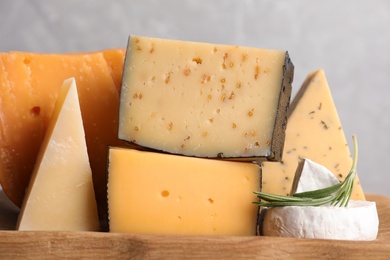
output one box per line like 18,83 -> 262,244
0,49 -> 127,225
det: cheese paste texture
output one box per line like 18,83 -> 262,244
261,201 -> 378,241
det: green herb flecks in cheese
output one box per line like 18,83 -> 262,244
261,69 -> 365,200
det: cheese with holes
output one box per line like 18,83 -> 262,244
108,148 -> 260,236
17,78 -> 99,231
261,158 -> 378,240
118,36 -> 293,161
0,49 -> 126,222
262,69 -> 365,200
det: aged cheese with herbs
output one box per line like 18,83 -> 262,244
17,78 -> 100,231
262,69 -> 365,200
108,148 -> 260,236
0,49 -> 127,222
261,159 -> 378,240
118,36 -> 293,161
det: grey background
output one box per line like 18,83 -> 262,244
1,0 -> 389,198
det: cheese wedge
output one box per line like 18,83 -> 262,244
17,78 -> 100,231
261,69 -> 365,200
108,148 -> 260,236
0,49 -> 127,222
291,158 -> 340,194
261,159 -> 378,240
118,36 -> 293,161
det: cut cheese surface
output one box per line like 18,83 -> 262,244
17,78 -> 99,231
119,35 -> 293,161
0,49 -> 126,222
108,148 -> 260,236
262,69 -> 365,200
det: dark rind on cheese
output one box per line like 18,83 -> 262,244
113,141 -> 270,164
257,207 -> 267,236
267,51 -> 294,161
289,158 -> 306,195
255,165 -> 262,235
288,69 -> 317,116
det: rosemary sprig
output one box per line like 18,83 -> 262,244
254,135 -> 358,207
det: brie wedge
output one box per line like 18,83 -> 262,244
260,159 -> 379,240
261,200 -> 378,240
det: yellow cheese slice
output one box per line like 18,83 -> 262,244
262,69 -> 365,200
108,148 -> 260,236
17,78 -> 100,231
119,36 -> 293,161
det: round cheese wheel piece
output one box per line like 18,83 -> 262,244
260,200 -> 378,241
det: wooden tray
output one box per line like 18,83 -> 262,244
0,193 -> 389,259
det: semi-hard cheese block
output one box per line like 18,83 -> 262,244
108,148 -> 260,236
0,49 -> 127,222
17,78 -> 100,231
262,69 -> 365,200
118,36 -> 293,161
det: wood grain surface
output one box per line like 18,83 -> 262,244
0,194 -> 388,259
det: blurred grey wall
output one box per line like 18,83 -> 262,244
1,0 -> 389,196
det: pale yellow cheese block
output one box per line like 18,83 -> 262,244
262,69 -> 365,200
119,36 -> 293,161
108,148 -> 260,236
17,78 -> 100,231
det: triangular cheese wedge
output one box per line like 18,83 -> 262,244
290,158 -> 340,195
17,78 -> 100,231
262,69 -> 365,200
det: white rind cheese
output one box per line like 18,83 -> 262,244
261,158 -> 379,240
261,200 -> 378,241
292,159 -> 340,194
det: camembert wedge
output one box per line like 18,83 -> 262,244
261,159 -> 378,241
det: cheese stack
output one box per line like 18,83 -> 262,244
107,36 -> 294,236
0,49 -> 127,224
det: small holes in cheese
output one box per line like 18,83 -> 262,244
161,190 -> 170,197
30,106 -> 41,117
